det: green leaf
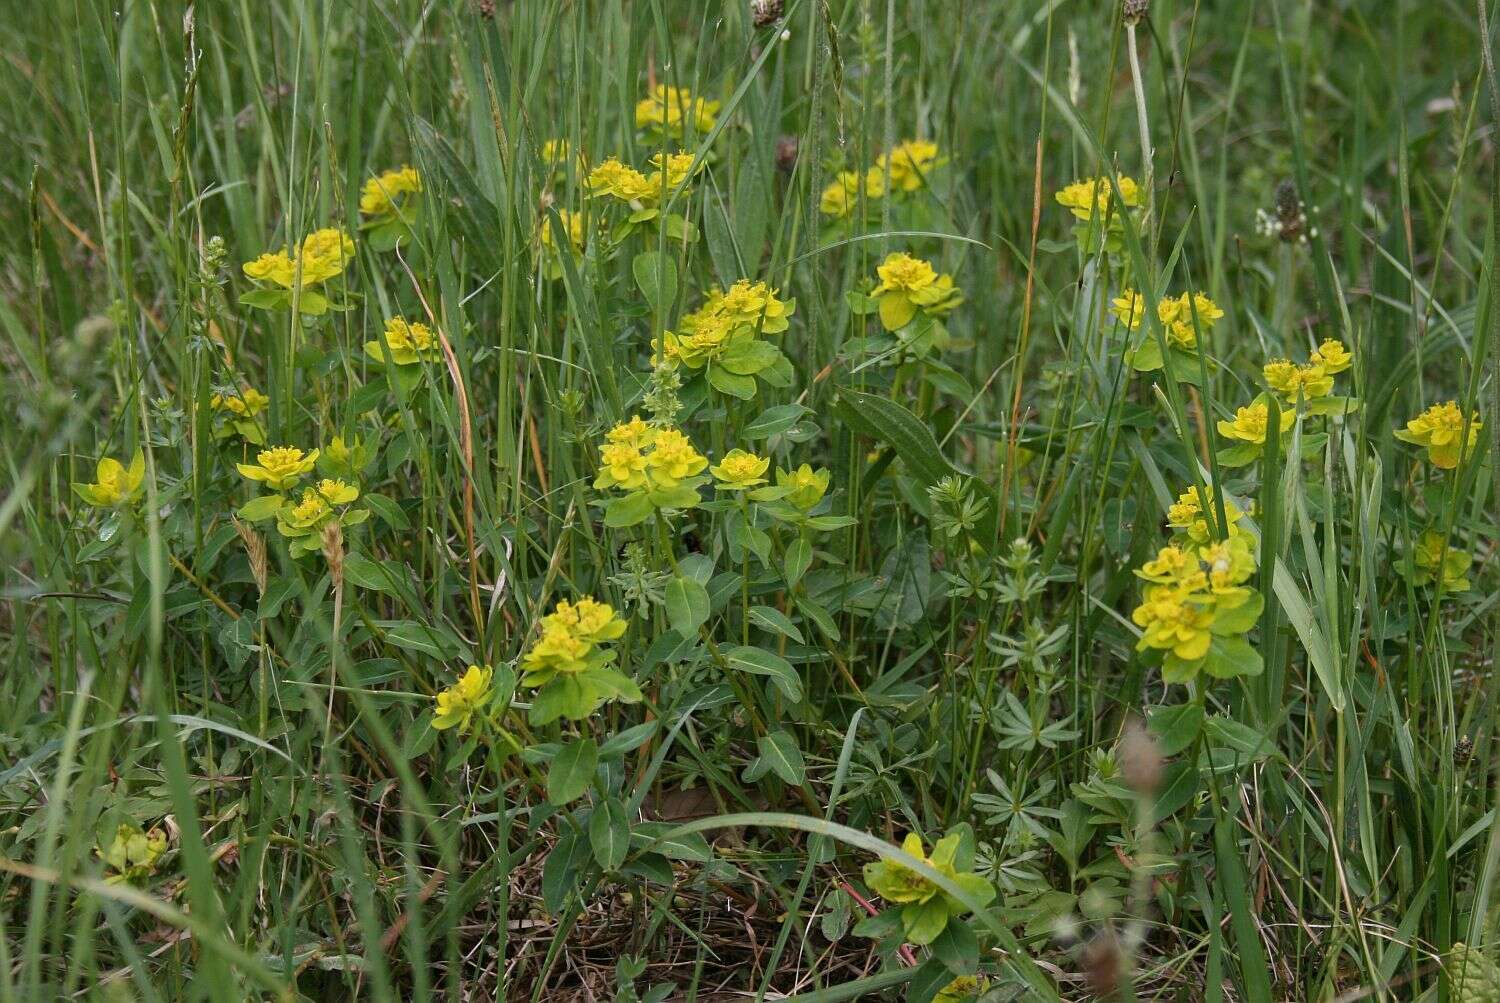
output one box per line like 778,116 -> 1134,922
379,620 -> 464,660
833,388 -> 957,489
547,738 -> 598,805
707,365 -> 758,399
604,491 -> 655,528
342,554 -> 402,593
1202,635 -> 1264,679
589,798 -> 630,870
631,822 -> 713,862
632,251 -> 677,313
748,605 -> 803,643
723,644 -> 803,703
1147,703 -> 1204,757
237,494 -> 284,522
743,403 -> 809,439
756,730 -> 806,785
901,898 -> 953,946
664,576 -> 710,636
718,338 -> 780,376
238,287 -> 288,310
784,538 -> 812,588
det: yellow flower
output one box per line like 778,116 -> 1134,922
1111,290 -> 1146,330
1217,398 -> 1296,445
1054,175 -> 1142,221
431,665 -> 494,732
635,84 -> 719,138
74,450 -> 146,508
819,168 -> 885,218
1136,543 -> 1205,589
1167,486 -> 1243,543
1309,339 -> 1352,374
296,228 -> 355,284
1395,401 -> 1483,469
710,449 -> 771,489
606,415 -> 657,450
543,596 -> 628,644
871,252 -> 964,331
647,150 -> 700,192
877,139 -> 941,192
522,624 -> 594,678
539,208 -> 586,252
359,165 -> 421,218
1132,585 -> 1216,660
242,250 -> 298,288
595,442 -> 650,491
98,823 -> 168,884
704,279 -> 794,334
237,446 -> 319,492
316,478 -> 359,505
934,976 -> 990,1003
365,316 -> 440,366
777,463 -> 831,510
1411,530 -> 1472,593
210,386 -> 269,418
1197,534 -> 1256,602
586,158 -> 655,203
1157,292 -> 1223,350
541,138 -> 585,174
1264,359 -> 1333,402
276,487 -> 332,534
646,428 -> 709,487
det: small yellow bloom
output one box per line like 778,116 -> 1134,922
1136,543 -> 1205,589
1111,290 -> 1146,330
606,416 -> 657,450
539,207 -> 586,252
1309,339 -> 1352,375
366,316 -> 441,366
541,138 -> 585,174
871,252 -> 963,331
242,250 -> 297,288
523,625 -> 594,678
431,665 -> 494,732
1167,486 -> 1243,543
1395,401 -> 1483,469
543,596 -> 628,644
1264,359 -> 1333,402
211,386 -> 270,418
296,228 -> 356,284
587,158 -> 655,203
647,150 -> 700,192
316,478 -> 360,505
704,279 -> 794,334
635,84 -> 719,138
646,429 -> 709,487
934,976 -> 990,1003
98,823 -> 168,884
1410,530 -> 1472,594
237,446 -> 319,492
1132,585 -> 1216,660
74,450 -> 146,508
359,165 -> 421,218
710,449 -> 771,490
877,139 -> 941,192
1055,175 -> 1142,221
277,487 -> 332,533
1197,534 -> 1256,601
819,168 -> 885,218
777,463 -> 831,510
1217,399 -> 1296,445
595,442 -> 650,491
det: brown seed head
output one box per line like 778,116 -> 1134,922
752,0 -> 784,28
1122,0 -> 1149,25
1119,718 -> 1164,796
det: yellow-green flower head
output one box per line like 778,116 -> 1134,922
1167,486 -> 1243,543
819,168 -> 885,218
1263,359 -> 1333,402
541,138 -> 586,174
1158,292 -> 1224,350
366,316 -> 440,366
1136,543 -> 1206,589
74,450 -> 146,508
934,976 -> 990,1003
1054,175 -> 1142,221
707,279 -> 795,334
543,596 -> 628,644
210,385 -> 270,418
877,139 -> 941,192
586,158 -> 654,203
98,823 -> 168,884
647,150 -> 700,192
237,445 -> 319,492
777,463 -> 831,511
595,442 -> 650,491
522,624 -> 594,679
359,165 -> 421,218
1132,584 -> 1216,660
1309,338 -> 1352,374
242,250 -> 298,288
539,207 -> 586,252
431,664 -> 493,732
635,84 -> 720,138
296,228 -> 356,284
871,252 -> 964,331
1410,530 -> 1472,593
1198,534 -> 1256,598
710,449 -> 771,490
606,415 -> 657,450
317,478 -> 359,505
1217,398 -> 1296,445
278,487 -> 332,532
1111,290 -> 1146,329
1395,401 -> 1483,469
646,428 -> 709,487
864,832 -> 953,905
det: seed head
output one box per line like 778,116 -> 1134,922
233,516 -> 268,596
752,0 -> 784,28
1119,718 -> 1164,796
1122,0 -> 1149,26
1454,734 -> 1473,766
775,135 -> 800,173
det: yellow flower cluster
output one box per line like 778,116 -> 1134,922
541,138 -> 586,175
1132,487 -> 1262,684
820,139 -> 942,219
1055,175 -> 1143,222
659,279 -> 794,371
97,823 -> 168,885
1112,289 -> 1224,350
275,478 -> 359,545
210,385 -> 269,418
237,445 -> 319,493
1217,396 -> 1296,446
1396,400 -> 1483,470
365,316 -> 441,366
1262,339 -> 1351,405
587,151 -> 701,207
710,449 -> 770,490
539,207 -> 586,253
594,418 -> 709,492
242,228 -> 355,290
1409,530 -> 1472,594
358,165 -> 421,219
431,664 -> 494,733
521,597 -> 628,687
635,84 -> 720,138
73,450 -> 146,508
871,252 -> 963,332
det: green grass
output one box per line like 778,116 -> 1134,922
1,0 -> 1498,1000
